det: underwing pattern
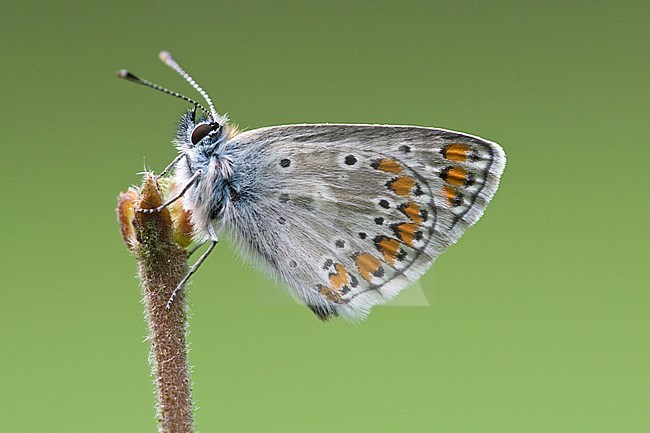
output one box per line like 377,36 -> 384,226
175,120 -> 506,320
120,52 -> 506,321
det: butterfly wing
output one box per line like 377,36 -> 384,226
222,124 -> 506,320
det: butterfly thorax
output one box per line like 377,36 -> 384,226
172,111 -> 238,242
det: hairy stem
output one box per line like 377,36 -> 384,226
118,174 -> 194,433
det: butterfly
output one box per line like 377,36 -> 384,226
118,51 -> 506,321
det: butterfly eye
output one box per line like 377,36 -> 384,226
191,123 -> 214,145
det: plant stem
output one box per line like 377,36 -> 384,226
118,175 -> 194,433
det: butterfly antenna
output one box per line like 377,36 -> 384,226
116,69 -> 211,118
159,50 -> 220,124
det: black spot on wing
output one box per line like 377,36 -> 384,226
399,145 -> 411,153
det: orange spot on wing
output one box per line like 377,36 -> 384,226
375,158 -> 403,174
319,263 -> 352,302
401,202 -> 422,224
376,237 -> 401,266
329,263 -> 350,290
443,143 -> 470,162
319,284 -> 342,302
442,166 -> 468,187
354,253 -> 383,282
393,223 -> 419,247
443,185 -> 461,207
387,176 -> 415,197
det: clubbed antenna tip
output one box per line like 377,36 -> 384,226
116,69 -> 138,81
159,50 -> 173,64
158,50 -> 219,124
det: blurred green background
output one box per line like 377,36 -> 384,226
1,1 -> 648,432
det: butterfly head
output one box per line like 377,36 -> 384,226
190,120 -> 220,145
177,110 -> 232,156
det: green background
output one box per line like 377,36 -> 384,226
1,1 -> 648,432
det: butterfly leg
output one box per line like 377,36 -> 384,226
155,153 -> 186,180
166,239 -> 218,308
138,169 -> 202,214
